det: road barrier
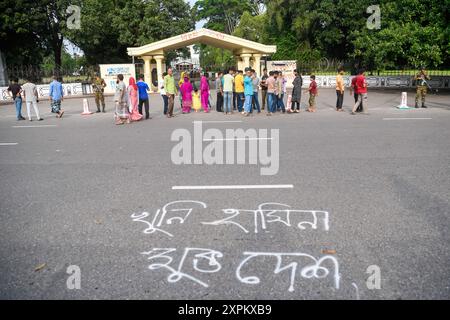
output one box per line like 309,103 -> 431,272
81,98 -> 94,115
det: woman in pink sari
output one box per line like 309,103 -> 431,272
200,73 -> 210,112
127,77 -> 143,122
180,76 -> 193,113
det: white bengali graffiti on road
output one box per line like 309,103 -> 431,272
129,200 -> 339,293
141,247 -> 340,291
131,201 -> 329,237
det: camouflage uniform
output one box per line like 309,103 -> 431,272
414,71 -> 430,108
92,77 -> 106,112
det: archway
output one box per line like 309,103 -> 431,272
127,28 -> 277,92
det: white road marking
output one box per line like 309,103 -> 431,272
352,283 -> 360,300
203,137 -> 273,141
172,184 -> 294,190
382,117 -> 432,120
0,143 -> 18,146
194,120 -> 243,123
12,125 -> 57,128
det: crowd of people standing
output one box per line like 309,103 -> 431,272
193,66 -> 319,116
6,67 -> 432,124
153,66 -> 369,118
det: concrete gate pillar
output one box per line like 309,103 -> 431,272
252,54 -> 262,76
240,53 -> 252,70
142,56 -> 153,86
154,55 -> 164,92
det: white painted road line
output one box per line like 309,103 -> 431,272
12,125 -> 57,128
383,118 -> 432,120
194,120 -> 243,123
203,137 -> 273,141
0,143 -> 18,146
172,184 -> 294,190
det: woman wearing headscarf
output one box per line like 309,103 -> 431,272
180,76 -> 193,113
178,71 -> 186,108
178,71 -> 186,88
200,73 -> 210,112
127,77 -> 143,121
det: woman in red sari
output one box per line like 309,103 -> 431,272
127,77 -> 143,122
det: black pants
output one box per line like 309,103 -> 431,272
216,92 -> 223,112
354,93 -> 363,112
336,90 -> 344,110
138,98 -> 150,118
233,92 -> 238,110
291,101 -> 300,110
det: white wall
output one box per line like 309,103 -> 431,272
0,82 -> 89,101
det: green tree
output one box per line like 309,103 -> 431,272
194,1 -> 265,70
67,0 -> 130,65
41,48 -> 86,74
67,0 -> 194,67
265,0 -> 371,63
199,46 -> 234,70
0,0 -> 50,66
113,0 -> 194,46
263,0 -> 449,70
1,0 -> 83,75
352,0 -> 449,70
193,0 -> 254,34
232,11 -> 268,43
41,0 -> 81,75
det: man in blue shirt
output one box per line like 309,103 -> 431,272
243,68 -> 254,116
136,75 -> 151,119
49,76 -> 64,118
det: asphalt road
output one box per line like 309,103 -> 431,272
0,89 -> 449,299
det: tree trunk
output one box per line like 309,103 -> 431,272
53,37 -> 63,77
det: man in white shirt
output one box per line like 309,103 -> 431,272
22,80 -> 42,121
222,68 -> 235,114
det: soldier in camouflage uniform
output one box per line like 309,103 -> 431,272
414,69 -> 430,108
92,73 -> 107,112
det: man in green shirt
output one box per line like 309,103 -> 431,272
164,67 -> 177,118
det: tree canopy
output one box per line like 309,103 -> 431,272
194,0 -> 449,71
1,0 -> 448,76
2,0 -> 194,73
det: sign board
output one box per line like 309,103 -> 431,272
266,60 -> 297,88
99,64 -> 136,94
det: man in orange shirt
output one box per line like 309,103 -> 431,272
335,67 -> 345,112
234,70 -> 244,112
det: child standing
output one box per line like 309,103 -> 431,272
305,75 -> 318,112
192,89 -> 201,112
